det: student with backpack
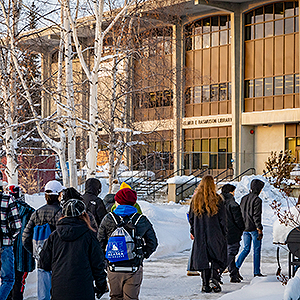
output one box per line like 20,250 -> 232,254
0,174 -> 22,300
98,188 -> 158,300
39,199 -> 107,300
22,180 -> 64,300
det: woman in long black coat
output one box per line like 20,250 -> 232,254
189,175 -> 227,293
39,199 -> 107,300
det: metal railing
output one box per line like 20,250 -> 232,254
175,168 -> 213,201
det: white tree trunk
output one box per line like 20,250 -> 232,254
4,111 -> 18,185
87,77 -> 98,178
63,4 -> 78,187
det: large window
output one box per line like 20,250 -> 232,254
185,15 -> 231,117
244,1 -> 299,112
132,130 -> 174,172
184,127 -> 232,171
134,27 -> 174,121
285,124 -> 300,161
245,2 -> 298,40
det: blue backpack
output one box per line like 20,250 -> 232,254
32,210 -> 60,259
105,212 -> 143,263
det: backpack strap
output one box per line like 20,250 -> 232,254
132,214 -> 143,226
109,212 -> 123,226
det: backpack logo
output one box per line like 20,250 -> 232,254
105,212 -> 143,263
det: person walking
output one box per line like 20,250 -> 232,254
221,184 -> 245,283
189,175 -> 227,293
0,176 -> 22,300
82,178 -> 107,227
39,199 -> 107,300
7,185 -> 35,300
98,188 -> 158,300
22,180 -> 64,300
60,187 -> 98,231
236,178 -> 265,277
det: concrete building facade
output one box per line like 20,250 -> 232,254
37,0 -> 300,177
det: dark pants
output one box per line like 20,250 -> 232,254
227,242 -> 240,277
201,268 -> 220,286
7,271 -> 28,300
107,266 -> 143,300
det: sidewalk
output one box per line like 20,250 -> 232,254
24,248 -> 286,300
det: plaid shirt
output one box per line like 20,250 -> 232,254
1,193 -> 22,246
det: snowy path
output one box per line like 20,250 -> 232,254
24,246 -> 288,300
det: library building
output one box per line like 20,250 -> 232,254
37,0 -> 300,177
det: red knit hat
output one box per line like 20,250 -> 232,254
114,188 -> 137,206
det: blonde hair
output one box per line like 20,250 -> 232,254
191,175 -> 221,217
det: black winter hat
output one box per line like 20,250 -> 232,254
62,199 -> 86,217
221,184 -> 236,194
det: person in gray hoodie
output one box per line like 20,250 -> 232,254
236,179 -> 265,277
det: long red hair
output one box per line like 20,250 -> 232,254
191,175 -> 221,216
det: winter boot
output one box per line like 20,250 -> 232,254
237,270 -> 243,280
201,269 -> 212,293
230,275 -> 241,283
209,278 -> 222,293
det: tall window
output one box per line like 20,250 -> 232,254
185,15 -> 232,117
134,27 -> 173,121
244,1 -> 299,112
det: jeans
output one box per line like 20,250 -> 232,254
227,242 -> 240,277
0,246 -> 15,300
37,268 -> 51,300
236,230 -> 262,275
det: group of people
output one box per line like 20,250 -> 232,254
0,176 -> 158,300
188,175 -> 265,293
0,171 -> 266,299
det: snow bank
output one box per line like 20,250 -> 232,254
166,175 -> 200,185
284,268 -> 300,300
139,201 -> 191,258
273,205 -> 300,244
219,276 -> 285,300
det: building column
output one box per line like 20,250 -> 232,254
172,23 -> 184,174
230,8 -> 243,176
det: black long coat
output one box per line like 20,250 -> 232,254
39,217 -> 107,300
189,200 -> 227,271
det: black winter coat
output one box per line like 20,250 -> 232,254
189,199 -> 227,271
39,218 -> 107,300
22,202 -> 62,258
240,179 -> 264,232
82,178 -> 107,227
98,212 -> 158,264
222,193 -> 245,244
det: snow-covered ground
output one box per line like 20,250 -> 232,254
23,175 -> 300,300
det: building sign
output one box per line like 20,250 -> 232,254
182,116 -> 232,128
